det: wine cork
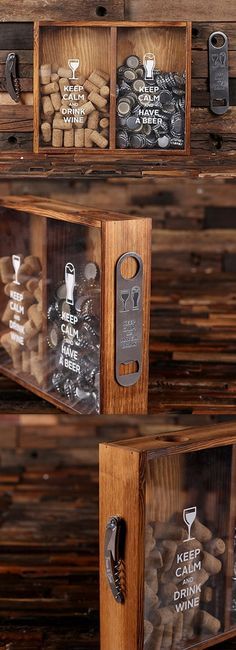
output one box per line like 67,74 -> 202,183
206,537 -> 226,556
26,334 -> 38,352
38,333 -> 43,360
58,67 -> 71,78
22,350 -> 30,374
90,130 -> 108,149
145,568 -> 158,594
51,92 -> 61,111
34,286 -> 42,305
202,551 -> 222,575
40,63 -> 51,85
41,121 -> 52,143
87,110 -> 99,130
12,348 -> 21,371
17,263 -> 33,284
162,540 -> 177,572
59,77 -> 69,95
154,522 -> 185,542
95,68 -> 110,83
202,586 -> 213,603
74,116 -> 87,129
27,278 -> 39,294
75,128 -> 85,148
159,582 -> 176,604
100,85 -> 110,98
191,519 -> 212,543
162,621 -> 173,649
41,81 -> 59,95
52,129 -> 63,148
51,62 -> 59,73
53,117 -> 72,131
1,300 -> 12,325
82,101 -> 95,116
42,95 -> 54,119
1,331 -> 12,355
0,256 -> 13,284
24,320 -> 38,339
197,610 -> 221,634
28,304 -> 42,331
148,547 -> 163,570
84,79 -> 99,94
88,91 -> 107,109
172,612 -> 183,645
88,71 -> 107,89
64,130 -> 74,147
145,582 -> 160,616
85,128 -> 93,148
30,352 -> 44,386
100,129 -> 109,139
144,619 -> 153,646
25,256 -> 42,275
51,72 -> 59,82
155,607 -> 175,626
100,117 -> 109,129
149,625 -> 164,650
183,609 -> 196,641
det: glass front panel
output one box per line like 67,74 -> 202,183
0,210 -> 101,413
144,446 -> 233,649
39,27 -> 110,149
116,27 -> 186,151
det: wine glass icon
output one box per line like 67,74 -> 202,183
183,507 -> 197,542
120,289 -> 130,312
12,254 -> 21,285
68,58 -> 80,80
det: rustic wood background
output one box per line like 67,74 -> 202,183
1,14 -> 236,175
1,177 -> 236,414
0,412 -> 234,649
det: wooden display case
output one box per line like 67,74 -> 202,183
100,422 -> 236,649
34,21 -> 191,155
0,195 -> 151,414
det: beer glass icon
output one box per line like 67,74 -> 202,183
143,53 -> 156,80
65,262 -> 75,305
131,286 -> 140,310
12,254 -> 21,285
183,507 -> 197,542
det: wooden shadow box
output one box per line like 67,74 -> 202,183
0,195 -> 151,414
100,422 -> 236,650
34,21 -> 191,156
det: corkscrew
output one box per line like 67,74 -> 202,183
5,53 -> 21,103
104,515 -> 126,604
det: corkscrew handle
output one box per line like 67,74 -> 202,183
5,52 -> 21,103
104,515 -> 125,604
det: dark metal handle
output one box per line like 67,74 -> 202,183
208,32 -> 229,115
104,516 -> 125,604
5,52 -> 20,103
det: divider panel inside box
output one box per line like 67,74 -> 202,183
37,24 -> 112,152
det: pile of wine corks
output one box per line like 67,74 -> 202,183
0,255 -> 44,386
40,63 -> 110,149
144,515 -> 226,649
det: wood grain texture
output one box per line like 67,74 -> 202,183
99,444 -> 146,650
0,0 -> 124,21
101,217 -> 152,414
125,0 -> 236,21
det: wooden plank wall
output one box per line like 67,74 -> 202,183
1,176 -> 236,413
0,413 -> 234,650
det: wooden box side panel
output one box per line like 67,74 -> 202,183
100,217 -> 152,414
99,444 -> 146,650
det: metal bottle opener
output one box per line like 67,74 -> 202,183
208,32 -> 229,115
104,516 -> 125,604
116,252 -> 143,387
5,52 -> 20,103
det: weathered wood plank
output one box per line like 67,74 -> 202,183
0,106 -> 33,131
192,22 -> 236,49
0,23 -> 33,49
125,0 -> 236,21
0,1 -> 124,21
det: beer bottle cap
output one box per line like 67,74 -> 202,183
123,69 -> 136,83
117,99 -> 131,117
47,322 -> 61,350
125,55 -> 140,69
84,262 -> 99,282
157,134 -> 170,148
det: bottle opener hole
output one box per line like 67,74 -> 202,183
120,256 -> 139,280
